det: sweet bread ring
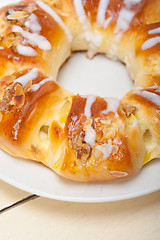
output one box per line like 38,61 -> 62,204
0,0 -> 159,181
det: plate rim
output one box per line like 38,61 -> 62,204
0,173 -> 159,203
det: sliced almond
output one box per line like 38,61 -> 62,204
11,44 -> 18,53
100,119 -> 112,125
12,36 -> 22,47
7,40 -> 15,49
52,0 -> 62,9
112,145 -> 119,155
83,118 -> 92,131
11,94 -> 25,108
108,139 -> 112,145
0,89 -> 5,100
24,79 -> 32,93
92,148 -> 103,159
26,39 -> 37,47
110,171 -> 128,178
122,103 -> 137,117
76,144 -> 91,164
52,7 -> 69,17
7,11 -> 29,20
0,75 -> 16,89
113,137 -> 122,145
101,125 -> 117,141
27,5 -> 37,13
15,84 -> 24,96
94,117 -> 100,122
1,25 -> 12,37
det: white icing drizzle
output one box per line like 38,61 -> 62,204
96,142 -> 113,160
0,46 -> 4,50
97,0 -> 110,28
114,8 -> 135,41
110,170 -> 128,177
32,77 -> 52,91
114,0 -> 142,41
124,0 -> 142,6
12,25 -> 51,51
141,25 -> 160,50
73,0 -> 87,24
86,50 -> 96,59
148,27 -> 160,35
36,0 -> 72,42
85,30 -> 103,48
103,16 -> 112,29
133,90 -> 160,107
84,126 -> 96,148
135,86 -> 143,90
114,112 -> 119,119
102,98 -> 120,115
14,68 -> 39,88
16,44 -> 37,56
84,95 -> 96,118
0,0 -> 21,9
25,14 -> 42,33
141,36 -> 160,50
147,84 -> 158,90
82,95 -> 96,148
73,0 -> 103,52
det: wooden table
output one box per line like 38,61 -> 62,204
0,180 -> 159,240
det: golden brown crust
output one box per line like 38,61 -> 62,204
0,0 -> 69,79
0,69 -> 69,160
0,0 -> 159,181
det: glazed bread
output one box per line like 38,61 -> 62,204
0,0 -> 159,181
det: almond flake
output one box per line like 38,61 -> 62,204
24,79 -> 32,93
108,138 -> 112,145
0,75 -> 16,89
11,94 -> 25,108
15,84 -> 24,96
110,171 -> 128,178
93,148 -> 103,159
11,44 -> 18,54
27,5 -> 37,13
113,137 -> 122,145
83,118 -> 92,131
52,7 -> 69,17
100,119 -> 112,125
1,26 -> 12,37
7,11 -> 29,20
122,103 -> 137,117
0,90 -> 5,101
52,0 -> 62,9
112,145 -> 119,155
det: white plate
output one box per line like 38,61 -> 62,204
0,53 -> 160,202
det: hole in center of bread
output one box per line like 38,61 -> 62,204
58,52 -> 133,99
